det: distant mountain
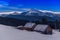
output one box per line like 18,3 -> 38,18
0,9 -> 60,23
0,11 -> 22,17
3,9 -> 56,23
20,9 -> 54,17
0,9 -> 60,28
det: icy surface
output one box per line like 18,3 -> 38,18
0,24 -> 60,40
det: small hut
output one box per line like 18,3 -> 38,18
23,22 -> 36,31
16,22 -> 36,31
34,24 -> 52,34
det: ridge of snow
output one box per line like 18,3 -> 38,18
25,9 -> 54,17
0,11 -> 22,15
0,9 -> 60,15
0,11 -> 22,17
39,10 -> 60,14
21,8 -> 59,14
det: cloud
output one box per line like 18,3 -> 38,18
39,10 -> 54,13
21,8 -> 31,11
0,1 -> 9,8
54,12 -> 60,14
0,4 -> 5,7
0,1 -> 21,10
0,1 -> 20,11
39,10 -> 60,14
7,6 -> 20,10
17,4 -> 23,7
0,1 -> 25,11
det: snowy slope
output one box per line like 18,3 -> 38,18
0,24 -> 60,40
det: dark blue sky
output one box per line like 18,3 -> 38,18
0,0 -> 60,12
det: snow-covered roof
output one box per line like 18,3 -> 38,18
34,24 -> 48,31
24,22 -> 36,28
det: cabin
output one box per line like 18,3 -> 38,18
34,24 -> 52,34
16,22 -> 36,31
16,23 -> 52,34
23,22 -> 36,31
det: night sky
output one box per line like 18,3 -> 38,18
0,0 -> 60,12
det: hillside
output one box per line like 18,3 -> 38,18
0,24 -> 59,40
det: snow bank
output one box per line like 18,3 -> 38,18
0,24 -> 60,40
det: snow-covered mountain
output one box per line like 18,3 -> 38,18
0,11 -> 22,17
1,9 -> 55,22
23,9 -> 55,17
0,9 -> 59,17
0,9 -> 60,22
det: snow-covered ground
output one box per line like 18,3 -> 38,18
0,24 -> 60,40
